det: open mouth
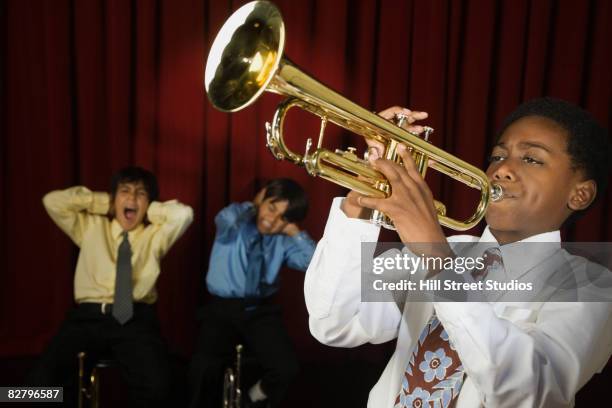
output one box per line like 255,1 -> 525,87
123,207 -> 138,222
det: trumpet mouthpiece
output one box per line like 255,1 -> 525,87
490,184 -> 504,202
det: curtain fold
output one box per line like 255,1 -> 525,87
1,0 -> 610,368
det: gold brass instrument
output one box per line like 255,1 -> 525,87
205,0 -> 503,231
223,344 -> 243,408
77,352 -> 104,408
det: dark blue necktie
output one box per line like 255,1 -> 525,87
244,233 -> 265,302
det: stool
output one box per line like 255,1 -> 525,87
77,352 -> 122,408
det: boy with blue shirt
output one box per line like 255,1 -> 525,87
189,178 -> 315,408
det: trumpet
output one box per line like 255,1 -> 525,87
205,0 -> 503,231
223,344 -> 243,408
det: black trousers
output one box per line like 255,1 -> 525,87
26,303 -> 171,408
188,297 -> 299,408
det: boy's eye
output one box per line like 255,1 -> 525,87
522,156 -> 543,165
488,155 -> 505,163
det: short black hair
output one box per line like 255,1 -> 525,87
262,178 -> 308,222
110,166 -> 159,202
497,97 -> 611,224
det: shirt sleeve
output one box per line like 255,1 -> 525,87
42,186 -> 110,247
147,199 -> 194,258
214,202 -> 253,243
434,301 -> 612,407
304,197 -> 402,348
283,231 -> 316,271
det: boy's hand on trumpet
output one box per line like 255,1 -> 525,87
340,107 -> 429,219
359,144 -> 449,252
341,107 -> 451,258
366,106 -> 429,159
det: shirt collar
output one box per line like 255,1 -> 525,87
479,226 -> 562,279
111,218 -> 144,242
479,226 -> 561,244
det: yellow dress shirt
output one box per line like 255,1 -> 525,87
43,186 -> 194,304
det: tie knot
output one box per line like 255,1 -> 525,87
471,247 -> 503,281
483,247 -> 503,268
119,231 -> 131,251
251,232 -> 263,248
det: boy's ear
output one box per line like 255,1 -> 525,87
254,188 -> 266,206
568,179 -> 597,211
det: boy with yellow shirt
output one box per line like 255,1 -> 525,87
27,166 -> 193,407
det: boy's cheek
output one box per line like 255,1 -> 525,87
485,208 -> 515,227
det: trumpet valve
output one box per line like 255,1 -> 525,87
394,113 -> 408,128
335,146 -> 361,162
345,146 -> 358,160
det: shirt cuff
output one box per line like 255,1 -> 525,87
292,230 -> 313,243
146,200 -> 174,223
324,197 -> 380,243
89,192 -> 110,215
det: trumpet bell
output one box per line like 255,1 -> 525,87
205,1 -> 284,112
205,1 -> 504,231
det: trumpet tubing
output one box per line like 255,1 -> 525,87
205,0 -> 503,231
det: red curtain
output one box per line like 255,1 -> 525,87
1,0 -> 610,375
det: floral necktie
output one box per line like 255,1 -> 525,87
395,247 -> 505,407
394,314 -> 464,408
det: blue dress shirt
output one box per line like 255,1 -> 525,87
206,202 -> 316,298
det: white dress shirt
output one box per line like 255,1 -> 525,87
305,198 -> 612,408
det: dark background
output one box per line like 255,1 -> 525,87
1,0 -> 610,406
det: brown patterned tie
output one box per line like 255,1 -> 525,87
394,315 -> 464,408
471,247 -> 503,281
395,247 -> 504,408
